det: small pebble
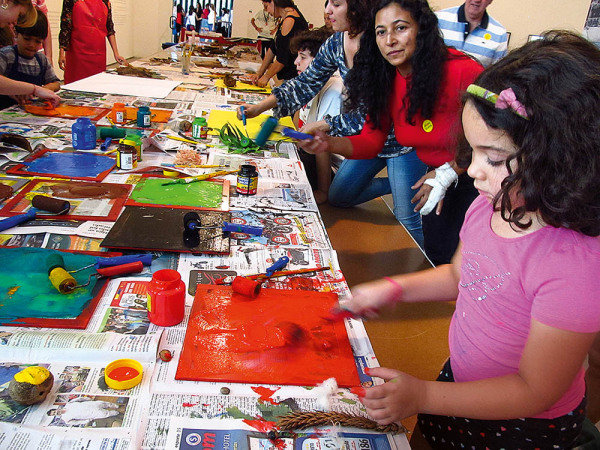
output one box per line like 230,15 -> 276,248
220,387 -> 230,395
158,350 -> 172,362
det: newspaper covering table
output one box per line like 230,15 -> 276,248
0,40 -> 410,450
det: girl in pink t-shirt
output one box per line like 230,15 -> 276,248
344,30 -> 600,448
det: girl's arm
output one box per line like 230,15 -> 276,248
344,246 -> 462,316
0,76 -> 60,105
361,321 -> 596,423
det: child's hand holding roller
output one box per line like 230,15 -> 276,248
353,367 -> 424,425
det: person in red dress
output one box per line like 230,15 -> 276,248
58,0 -> 126,84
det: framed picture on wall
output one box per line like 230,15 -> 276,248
528,34 -> 543,42
584,0 -> 600,47
505,31 -> 511,47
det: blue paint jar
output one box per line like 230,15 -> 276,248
72,118 -> 96,150
137,106 -> 151,128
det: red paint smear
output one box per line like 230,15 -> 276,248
175,286 -> 360,387
182,402 -> 197,407
251,386 -> 280,405
108,366 -> 139,382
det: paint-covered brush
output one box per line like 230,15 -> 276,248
161,168 -> 239,186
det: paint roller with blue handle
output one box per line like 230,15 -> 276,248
183,212 -> 263,236
240,105 -> 248,136
254,116 -> 279,147
281,128 -> 314,141
0,196 -> 70,232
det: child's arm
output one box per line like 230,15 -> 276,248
344,244 -> 462,316
359,321 -> 595,424
43,82 -> 60,92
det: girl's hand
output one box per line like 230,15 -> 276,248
58,49 -> 66,71
345,278 -> 403,318
296,130 -> 331,155
300,120 -> 330,135
356,367 -> 424,424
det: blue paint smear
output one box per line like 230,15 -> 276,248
24,152 -> 114,178
0,248 -> 98,322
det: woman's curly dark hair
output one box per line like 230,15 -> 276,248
462,30 -> 600,237
345,0 -> 447,128
345,0 -> 371,37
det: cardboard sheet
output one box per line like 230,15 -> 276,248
62,72 -> 181,99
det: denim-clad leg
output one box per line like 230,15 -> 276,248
328,152 -> 427,247
386,151 -> 428,247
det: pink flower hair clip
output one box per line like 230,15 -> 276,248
467,84 -> 529,119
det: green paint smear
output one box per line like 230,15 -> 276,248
0,248 -> 97,322
226,406 -> 253,420
130,178 -> 223,208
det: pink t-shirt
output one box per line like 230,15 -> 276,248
450,195 -> 600,419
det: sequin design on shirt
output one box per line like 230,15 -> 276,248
460,251 -> 510,301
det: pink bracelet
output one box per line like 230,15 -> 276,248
384,277 -> 403,303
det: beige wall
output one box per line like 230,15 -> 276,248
233,0 -> 591,50
45,0 -> 173,79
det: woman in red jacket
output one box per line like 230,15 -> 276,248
298,0 -> 483,265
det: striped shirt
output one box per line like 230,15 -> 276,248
436,5 -> 507,67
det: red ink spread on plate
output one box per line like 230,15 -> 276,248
108,366 -> 139,381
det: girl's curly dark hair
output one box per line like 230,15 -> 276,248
344,0 -> 448,128
461,30 -> 600,237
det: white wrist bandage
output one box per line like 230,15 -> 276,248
420,162 -> 458,215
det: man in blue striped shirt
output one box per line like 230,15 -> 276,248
436,0 -> 508,67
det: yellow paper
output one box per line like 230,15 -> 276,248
214,79 -> 272,93
207,110 -> 295,142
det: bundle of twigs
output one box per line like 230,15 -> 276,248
276,411 -> 406,435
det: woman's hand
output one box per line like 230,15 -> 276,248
356,367 -> 425,425
249,73 -> 260,85
411,170 -> 437,214
412,162 -> 459,215
58,49 -> 66,71
344,277 -> 403,318
114,53 -> 127,65
296,130 -> 331,155
300,120 -> 330,135
255,75 -> 270,88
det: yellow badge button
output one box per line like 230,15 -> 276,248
484,33 -> 492,40
422,120 -> 434,133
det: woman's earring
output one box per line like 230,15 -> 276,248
0,1 -> 8,10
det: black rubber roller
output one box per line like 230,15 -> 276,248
31,195 -> 70,214
183,212 -> 200,231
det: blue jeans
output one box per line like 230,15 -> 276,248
328,151 -> 428,247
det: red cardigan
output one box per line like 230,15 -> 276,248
348,48 -> 483,167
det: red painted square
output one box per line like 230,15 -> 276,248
176,285 -> 360,387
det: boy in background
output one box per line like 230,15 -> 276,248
0,10 -> 59,109
291,28 -> 343,204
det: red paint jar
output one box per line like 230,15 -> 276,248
146,269 -> 185,326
